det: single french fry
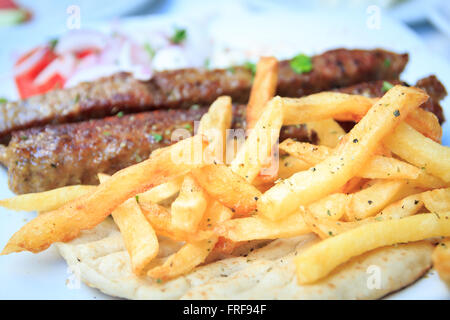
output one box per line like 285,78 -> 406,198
377,193 -> 424,219
1,135 -> 208,254
421,188 -> 450,213
191,164 -> 261,215
280,139 -> 421,180
140,201 -> 212,242
385,122 -> 450,182
283,92 -> 376,125
138,176 -> 184,204
217,211 -> 310,241
258,86 -> 428,220
306,119 -> 346,148
295,212 -> 450,284
246,57 -> 278,130
306,193 -> 348,220
345,180 -> 407,221
0,185 -> 96,212
278,155 -> 311,179
147,237 -> 218,280
231,97 -> 283,183
433,238 -> 450,286
198,96 -> 232,163
171,174 -> 208,232
407,108 -> 442,143
98,173 -> 158,275
147,194 -> 231,280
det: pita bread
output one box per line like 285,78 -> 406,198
56,217 -> 433,299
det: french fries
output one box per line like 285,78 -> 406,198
280,139 -> 421,180
283,92 -> 376,125
0,185 -> 96,212
295,213 -> 450,284
147,237 -> 218,280
258,86 -> 428,220
191,164 -> 261,215
306,119 -> 345,148
99,172 -> 158,275
385,122 -> 450,182
138,176 -> 184,204
171,174 -> 208,232
1,135 -> 208,254
198,96 -> 232,163
217,211 -> 309,241
230,97 -> 283,183
345,180 -> 407,220
246,57 -> 278,130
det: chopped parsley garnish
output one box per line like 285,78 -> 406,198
243,62 -> 256,76
151,133 -> 163,142
393,109 -> 400,117
384,58 -> 391,67
103,131 -> 111,136
290,53 -> 313,74
135,195 -> 140,203
227,66 -> 236,74
0,97 -> 7,104
49,38 -> 58,50
116,111 -> 124,118
20,135 -> 28,140
382,81 -> 394,93
170,28 -> 187,44
144,42 -> 156,58
184,124 -> 192,130
204,58 -> 211,69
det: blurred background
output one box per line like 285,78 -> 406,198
0,0 -> 449,99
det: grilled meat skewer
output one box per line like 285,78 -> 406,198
0,49 -> 408,142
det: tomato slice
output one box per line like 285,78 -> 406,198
14,46 -> 63,98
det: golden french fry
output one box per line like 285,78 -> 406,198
278,155 -> 311,179
1,135 -> 208,254
147,194 -> 231,280
140,201 -> 212,242
147,237 -> 218,280
345,180 -> 407,221
138,176 -> 184,204
258,86 -> 428,220
98,173 -> 158,275
306,119 -> 346,148
307,193 -> 348,220
421,188 -> 450,213
217,211 -> 310,241
280,139 -> 421,180
377,193 -> 424,219
283,92 -> 376,125
433,238 -> 450,286
246,57 -> 278,130
302,210 -> 365,239
198,96 -> 232,163
171,174 -> 208,232
231,97 -> 283,183
0,185 -> 96,212
295,212 -> 450,284
407,108 -> 442,143
279,139 -> 331,165
385,122 -> 450,182
191,164 -> 261,215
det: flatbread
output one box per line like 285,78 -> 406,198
56,217 -> 433,300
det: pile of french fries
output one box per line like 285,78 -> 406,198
1,57 -> 450,288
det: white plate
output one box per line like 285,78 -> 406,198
0,10 -> 449,300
